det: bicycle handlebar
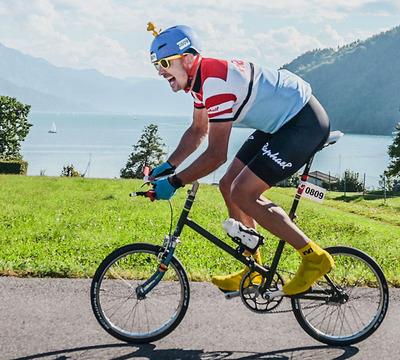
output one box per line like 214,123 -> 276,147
128,166 -> 156,201
129,167 -> 200,201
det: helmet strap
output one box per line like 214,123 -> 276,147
183,54 -> 201,93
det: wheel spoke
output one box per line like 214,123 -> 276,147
91,244 -> 189,343
291,246 -> 388,346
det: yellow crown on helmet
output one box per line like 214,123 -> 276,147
147,22 -> 161,37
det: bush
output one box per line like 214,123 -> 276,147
328,170 -> 365,192
61,165 -> 84,177
0,159 -> 28,175
276,173 -> 300,188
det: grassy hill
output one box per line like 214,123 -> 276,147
0,175 -> 399,286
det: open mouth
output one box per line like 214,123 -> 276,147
165,75 -> 176,87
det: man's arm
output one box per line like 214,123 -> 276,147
176,119 -> 233,185
167,107 -> 209,167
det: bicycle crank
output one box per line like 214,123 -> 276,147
239,269 -> 285,313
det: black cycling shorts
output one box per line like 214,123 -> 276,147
236,95 -> 330,186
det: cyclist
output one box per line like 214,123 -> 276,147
146,23 -> 334,295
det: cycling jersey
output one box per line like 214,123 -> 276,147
191,58 -> 312,134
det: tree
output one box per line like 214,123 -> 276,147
331,170 -> 365,192
0,96 -> 32,160
378,171 -> 397,192
120,124 -> 166,179
387,122 -> 400,177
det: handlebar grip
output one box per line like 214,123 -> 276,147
130,189 -> 156,201
130,191 -> 146,197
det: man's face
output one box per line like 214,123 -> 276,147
157,57 -> 188,92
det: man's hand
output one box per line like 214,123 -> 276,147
149,161 -> 176,179
152,175 -> 183,200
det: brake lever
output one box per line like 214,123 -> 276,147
143,166 -> 151,184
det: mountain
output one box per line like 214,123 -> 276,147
0,43 -> 192,115
1,25 -> 399,134
0,76 -> 95,112
282,26 -> 400,135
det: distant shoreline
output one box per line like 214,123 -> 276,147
28,111 -> 397,137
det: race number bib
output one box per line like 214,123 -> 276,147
301,182 -> 326,204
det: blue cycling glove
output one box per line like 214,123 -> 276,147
150,161 -> 176,178
152,175 -> 184,200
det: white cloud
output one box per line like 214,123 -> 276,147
251,27 -> 324,67
0,0 -> 398,78
320,25 -> 347,48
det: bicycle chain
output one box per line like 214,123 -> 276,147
242,267 -> 323,315
256,303 -> 322,315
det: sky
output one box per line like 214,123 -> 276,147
0,0 -> 399,80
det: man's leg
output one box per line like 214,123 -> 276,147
219,129 -> 272,229
219,158 -> 256,228
230,167 -> 309,250
230,167 -> 334,295
212,158 -> 263,292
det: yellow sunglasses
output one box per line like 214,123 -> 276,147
153,54 -> 187,70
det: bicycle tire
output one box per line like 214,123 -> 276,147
91,242 -> 190,343
291,246 -> 389,346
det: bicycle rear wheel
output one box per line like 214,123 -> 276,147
91,243 -> 190,343
292,246 -> 389,346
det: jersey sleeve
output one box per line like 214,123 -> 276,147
191,92 -> 205,109
203,77 -> 237,122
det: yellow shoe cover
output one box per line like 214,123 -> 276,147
283,241 -> 334,295
211,252 -> 262,292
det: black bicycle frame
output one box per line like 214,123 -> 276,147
164,153 -> 316,292
171,182 -> 257,271
140,131 -> 344,299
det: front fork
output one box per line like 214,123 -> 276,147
136,184 -> 197,299
136,235 -> 180,299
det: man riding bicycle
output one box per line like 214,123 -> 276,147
146,23 -> 334,295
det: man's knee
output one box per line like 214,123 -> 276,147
219,173 -> 232,197
230,179 -> 246,207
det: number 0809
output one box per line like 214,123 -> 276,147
305,186 -> 324,200
302,183 -> 326,203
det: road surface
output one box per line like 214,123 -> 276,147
1,277 -> 399,359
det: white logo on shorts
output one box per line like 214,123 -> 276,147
261,143 -> 293,169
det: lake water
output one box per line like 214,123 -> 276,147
21,112 -> 393,189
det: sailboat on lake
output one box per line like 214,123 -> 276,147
48,122 -> 57,133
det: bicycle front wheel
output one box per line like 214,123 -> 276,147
292,246 -> 389,346
91,243 -> 190,343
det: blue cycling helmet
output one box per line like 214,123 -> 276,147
149,24 -> 201,63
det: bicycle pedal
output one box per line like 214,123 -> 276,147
224,290 -> 240,300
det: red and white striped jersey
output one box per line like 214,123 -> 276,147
191,58 -> 311,134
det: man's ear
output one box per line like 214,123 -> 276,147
185,53 -> 196,68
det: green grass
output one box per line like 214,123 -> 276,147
0,175 -> 399,286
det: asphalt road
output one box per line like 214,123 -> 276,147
1,277 -> 399,360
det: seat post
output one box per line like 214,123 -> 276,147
301,154 -> 314,179
288,155 -> 315,221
